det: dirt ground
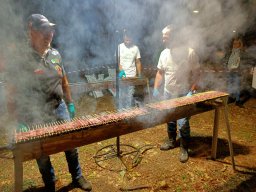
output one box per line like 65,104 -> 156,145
0,92 -> 256,192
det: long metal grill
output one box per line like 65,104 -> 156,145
15,107 -> 148,143
147,91 -> 228,110
7,90 -> 230,164
14,91 -> 228,144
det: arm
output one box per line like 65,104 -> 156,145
135,58 -> 142,77
189,49 -> 201,92
154,69 -> 164,90
62,75 -> 73,104
190,68 -> 200,91
62,75 -> 76,118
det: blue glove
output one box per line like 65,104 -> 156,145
153,89 -> 160,98
118,70 -> 126,79
17,123 -> 28,132
187,90 -> 196,97
68,102 -> 75,119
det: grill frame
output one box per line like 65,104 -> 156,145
11,90 -> 235,192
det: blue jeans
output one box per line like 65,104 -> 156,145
119,85 -> 135,108
36,99 -> 82,185
227,72 -> 241,102
164,91 -> 191,140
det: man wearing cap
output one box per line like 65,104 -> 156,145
8,14 -> 92,191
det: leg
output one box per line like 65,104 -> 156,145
160,121 -> 177,150
160,92 -> 177,150
119,86 -> 129,108
227,73 -> 236,101
36,155 -> 56,191
66,148 -> 92,191
128,85 -> 135,107
234,74 -> 241,103
178,117 -> 190,163
65,148 -> 82,180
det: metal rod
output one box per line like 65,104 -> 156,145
115,26 -> 121,157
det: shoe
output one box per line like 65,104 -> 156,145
73,176 -> 92,191
45,182 -> 55,192
180,146 -> 189,163
160,132 -> 176,151
160,139 -> 176,150
179,138 -> 189,163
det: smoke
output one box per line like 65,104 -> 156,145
0,0 -> 255,138
12,0 -> 252,70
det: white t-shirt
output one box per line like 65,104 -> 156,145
157,47 -> 200,94
227,48 -> 241,70
119,43 -> 141,77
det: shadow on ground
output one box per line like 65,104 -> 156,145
22,183 -> 77,192
208,170 -> 256,192
188,136 -> 251,160
190,136 -> 256,192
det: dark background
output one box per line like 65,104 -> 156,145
3,0 -> 256,82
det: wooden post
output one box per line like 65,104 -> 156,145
211,107 -> 220,159
222,97 -> 236,171
13,149 -> 23,192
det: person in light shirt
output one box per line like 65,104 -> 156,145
226,35 -> 244,106
153,25 -> 200,163
118,30 -> 142,108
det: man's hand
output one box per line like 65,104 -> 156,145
17,123 -> 28,132
118,70 -> 126,79
68,102 -> 75,119
187,90 -> 196,97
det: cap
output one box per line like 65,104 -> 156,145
28,14 -> 55,31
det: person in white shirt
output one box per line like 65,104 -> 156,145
118,30 -> 142,108
226,36 -> 243,105
153,25 -> 200,163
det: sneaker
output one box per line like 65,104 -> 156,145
73,176 -> 92,191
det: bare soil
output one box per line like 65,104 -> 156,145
0,92 -> 256,192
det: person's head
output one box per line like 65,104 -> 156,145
162,25 -> 172,47
27,14 -> 55,55
232,35 -> 243,49
123,30 -> 133,47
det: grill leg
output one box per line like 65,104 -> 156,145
211,107 -> 220,159
222,97 -> 236,171
116,136 -> 120,157
14,150 -> 23,192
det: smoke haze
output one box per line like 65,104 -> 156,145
0,0 -> 255,134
